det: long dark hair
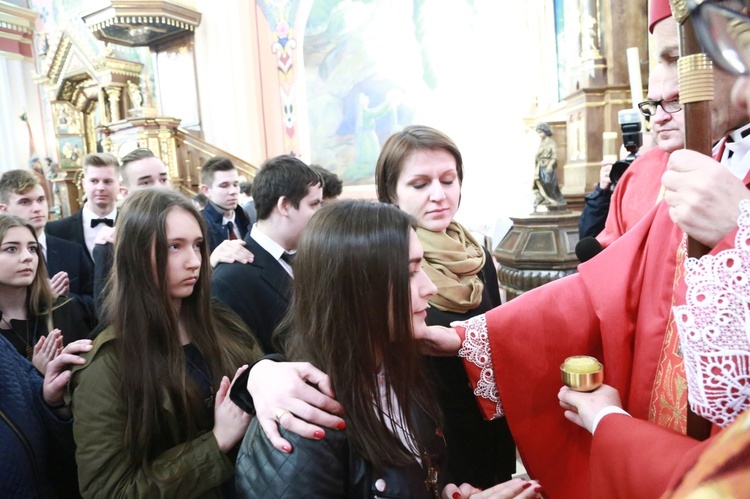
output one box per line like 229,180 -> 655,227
102,189 -> 253,473
283,200 -> 442,469
0,214 -> 53,317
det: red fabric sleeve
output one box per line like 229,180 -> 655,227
591,414 -> 703,499
483,273 -> 601,499
481,202 -> 684,499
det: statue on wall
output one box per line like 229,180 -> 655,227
127,80 -> 143,109
532,123 -> 567,212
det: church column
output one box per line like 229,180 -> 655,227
105,86 -> 121,122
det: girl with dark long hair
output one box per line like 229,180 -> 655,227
69,189 -> 262,497
235,200 -> 444,497
0,214 -> 90,373
235,201 -> 537,499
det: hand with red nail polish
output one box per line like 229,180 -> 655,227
441,478 -> 542,498
246,360 -> 345,453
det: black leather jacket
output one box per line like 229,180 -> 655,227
235,417 -> 446,498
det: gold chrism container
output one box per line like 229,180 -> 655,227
561,356 -> 603,392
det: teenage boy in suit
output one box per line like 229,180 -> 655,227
199,156 -> 251,251
211,155 -> 323,353
46,153 -> 120,263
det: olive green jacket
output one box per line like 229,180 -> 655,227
68,327 -> 233,499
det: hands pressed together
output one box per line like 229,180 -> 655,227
93,225 -> 116,245
32,329 -> 64,374
49,271 -> 70,299
599,162 -> 613,191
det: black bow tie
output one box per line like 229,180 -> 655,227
91,218 -> 114,228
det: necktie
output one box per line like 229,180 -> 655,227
281,252 -> 295,266
91,218 -> 114,228
226,221 -> 237,240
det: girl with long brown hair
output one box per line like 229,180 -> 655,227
69,189 -> 262,497
235,201 -> 538,498
236,200 -> 445,497
0,214 -> 90,373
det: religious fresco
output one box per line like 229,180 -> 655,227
53,101 -> 82,135
302,0 -> 427,184
298,0 -> 526,187
255,0 -> 520,185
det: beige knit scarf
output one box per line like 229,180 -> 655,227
416,220 -> 485,314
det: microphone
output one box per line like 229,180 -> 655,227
576,237 -> 604,263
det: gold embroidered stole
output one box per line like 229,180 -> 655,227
648,238 -> 689,434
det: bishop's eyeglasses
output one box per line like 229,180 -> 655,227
637,99 -> 682,117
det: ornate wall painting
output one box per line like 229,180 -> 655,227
53,101 -> 82,135
302,0 -> 455,185
57,135 -> 84,169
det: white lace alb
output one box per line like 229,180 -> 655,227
674,199 -> 750,427
454,314 -> 504,419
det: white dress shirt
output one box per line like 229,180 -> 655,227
221,210 -> 242,240
81,203 -> 116,258
37,230 -> 47,262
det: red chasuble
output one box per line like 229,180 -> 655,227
457,168 -> 750,497
588,226 -> 742,498
597,147 -> 670,249
458,201 -> 684,498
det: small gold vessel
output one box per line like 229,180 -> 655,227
561,356 -> 603,392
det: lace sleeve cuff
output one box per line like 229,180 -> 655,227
453,315 -> 504,419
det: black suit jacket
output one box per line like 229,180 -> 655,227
45,234 -> 94,297
201,202 -> 251,252
211,235 -> 292,353
45,234 -> 97,329
46,210 -> 89,261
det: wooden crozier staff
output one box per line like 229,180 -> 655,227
669,0 -> 714,441
670,0 -> 714,257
